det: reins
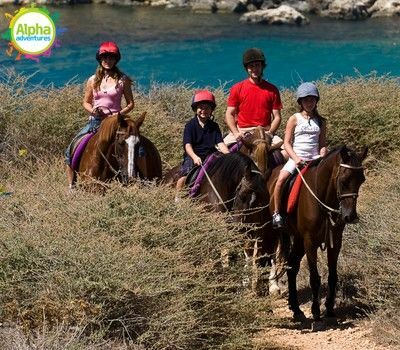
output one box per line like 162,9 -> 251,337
201,165 -> 270,216
295,162 -> 364,214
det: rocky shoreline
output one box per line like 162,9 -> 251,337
0,0 -> 399,24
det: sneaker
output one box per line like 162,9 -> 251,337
272,212 -> 285,229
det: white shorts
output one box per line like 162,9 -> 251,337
282,155 -> 321,174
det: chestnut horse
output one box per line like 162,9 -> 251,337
234,127 -> 275,179
78,113 -> 162,186
267,145 -> 368,320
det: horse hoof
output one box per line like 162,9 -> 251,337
324,316 -> 338,327
293,311 -> 307,322
311,320 -> 326,332
324,310 -> 336,318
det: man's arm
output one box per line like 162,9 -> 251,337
225,106 -> 243,140
269,109 -> 282,135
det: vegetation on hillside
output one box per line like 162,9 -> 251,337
0,70 -> 399,348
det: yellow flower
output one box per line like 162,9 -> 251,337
0,184 -> 5,194
19,149 -> 28,157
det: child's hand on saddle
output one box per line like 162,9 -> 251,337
296,159 -> 308,169
193,156 -> 202,166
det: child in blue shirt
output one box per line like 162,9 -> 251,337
176,90 -> 229,197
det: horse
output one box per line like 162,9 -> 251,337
266,145 -> 368,321
165,152 -> 281,294
78,112 -> 162,187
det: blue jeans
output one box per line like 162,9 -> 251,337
64,118 -> 102,165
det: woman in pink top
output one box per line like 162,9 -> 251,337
65,41 -> 134,190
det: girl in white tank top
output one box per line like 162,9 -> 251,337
272,82 -> 327,229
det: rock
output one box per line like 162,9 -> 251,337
282,0 -> 311,12
150,0 -> 169,5
369,0 -> 400,16
321,0 -> 372,19
240,4 -> 310,24
217,0 -> 245,12
191,0 -> 217,12
166,0 -> 189,8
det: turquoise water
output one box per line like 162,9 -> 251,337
1,5 -> 400,89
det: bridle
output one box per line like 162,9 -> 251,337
296,161 -> 364,214
336,163 -> 364,200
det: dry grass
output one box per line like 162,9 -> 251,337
0,69 -> 399,348
0,158 -> 273,349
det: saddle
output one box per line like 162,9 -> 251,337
282,158 -> 324,214
187,152 -> 222,198
70,132 -> 97,171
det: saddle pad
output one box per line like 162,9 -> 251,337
287,164 -> 310,214
71,132 -> 96,171
228,141 -> 242,153
189,152 -> 221,198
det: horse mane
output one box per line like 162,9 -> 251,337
96,115 -> 135,144
96,115 -> 120,144
319,145 -> 363,168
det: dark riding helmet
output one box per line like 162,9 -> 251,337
96,41 -> 121,64
191,90 -> 216,111
242,48 -> 266,68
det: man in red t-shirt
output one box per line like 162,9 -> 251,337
224,48 -> 283,149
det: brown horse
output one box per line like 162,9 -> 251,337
78,113 -> 162,186
267,145 -> 368,321
165,152 -> 281,294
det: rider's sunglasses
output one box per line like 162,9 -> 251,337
100,53 -> 117,60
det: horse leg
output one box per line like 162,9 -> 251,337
287,237 -> 305,320
325,229 -> 343,318
251,238 -> 262,295
305,239 -> 321,321
268,258 -> 281,296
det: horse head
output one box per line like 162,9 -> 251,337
335,146 -> 368,223
231,163 -> 269,224
241,127 -> 272,178
113,112 -> 146,184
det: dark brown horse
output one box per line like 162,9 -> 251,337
78,113 -> 162,186
267,145 -> 368,321
165,152 -> 281,294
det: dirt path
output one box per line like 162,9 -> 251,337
256,297 -> 392,350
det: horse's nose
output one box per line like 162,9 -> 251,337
343,211 -> 359,224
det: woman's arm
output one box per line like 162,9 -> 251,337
82,78 -> 95,115
119,77 -> 134,116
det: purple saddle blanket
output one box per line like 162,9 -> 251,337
71,132 -> 96,171
189,142 -> 242,198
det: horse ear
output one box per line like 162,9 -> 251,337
340,146 -> 350,162
358,146 -> 368,162
135,112 -> 146,129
